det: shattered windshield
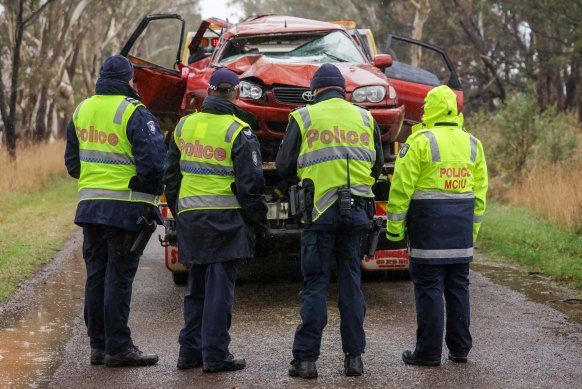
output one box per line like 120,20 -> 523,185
218,30 -> 366,64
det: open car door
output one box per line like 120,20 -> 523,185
382,35 -> 463,142
120,14 -> 186,131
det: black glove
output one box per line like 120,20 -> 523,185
129,176 -> 164,196
254,223 -> 273,258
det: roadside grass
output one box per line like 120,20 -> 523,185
478,202 -> 582,290
0,140 -> 70,192
505,159 -> 582,233
0,176 -> 77,300
0,140 -> 78,301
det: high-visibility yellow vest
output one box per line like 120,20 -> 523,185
290,98 -> 376,221
174,112 -> 249,214
73,95 -> 158,205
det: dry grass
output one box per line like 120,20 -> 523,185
505,159 -> 582,232
0,140 -> 69,193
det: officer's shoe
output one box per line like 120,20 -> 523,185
177,356 -> 203,369
344,354 -> 363,376
202,354 -> 246,373
90,349 -> 105,365
289,359 -> 318,379
104,346 -> 159,367
402,350 -> 441,367
448,353 -> 468,363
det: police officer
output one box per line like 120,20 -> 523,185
386,85 -> 488,366
277,64 -> 384,378
164,68 -> 269,373
64,55 -> 165,367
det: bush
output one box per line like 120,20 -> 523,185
468,92 -> 581,191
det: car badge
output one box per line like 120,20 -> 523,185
302,91 -> 314,102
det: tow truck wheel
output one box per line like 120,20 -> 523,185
172,272 -> 189,285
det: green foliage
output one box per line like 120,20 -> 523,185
0,177 -> 77,301
478,202 -> 582,290
469,92 -> 580,188
533,105 -> 580,164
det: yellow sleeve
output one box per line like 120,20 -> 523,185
472,140 -> 488,242
386,135 -> 424,241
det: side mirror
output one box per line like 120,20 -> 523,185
373,54 -> 393,69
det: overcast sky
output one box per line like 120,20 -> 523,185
198,0 -> 243,22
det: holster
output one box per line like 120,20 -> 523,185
123,211 -> 157,256
289,179 -> 314,224
362,217 -> 383,257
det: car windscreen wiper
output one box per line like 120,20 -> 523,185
323,51 -> 348,62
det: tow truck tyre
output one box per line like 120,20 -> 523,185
172,272 -> 189,285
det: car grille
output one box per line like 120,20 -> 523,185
272,87 -> 313,105
266,121 -> 288,133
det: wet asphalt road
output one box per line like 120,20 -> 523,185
34,228 -> 582,388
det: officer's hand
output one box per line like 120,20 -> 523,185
254,224 -> 273,258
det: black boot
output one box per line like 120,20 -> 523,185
202,354 -> 246,373
90,349 -> 105,365
289,359 -> 318,379
402,350 -> 440,366
177,356 -> 203,369
104,346 -> 159,367
344,354 -> 363,376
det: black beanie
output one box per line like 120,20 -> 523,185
310,63 -> 346,92
99,55 -> 134,82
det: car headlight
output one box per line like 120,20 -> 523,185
351,86 -> 386,103
240,81 -> 263,100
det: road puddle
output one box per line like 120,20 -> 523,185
473,257 -> 582,324
0,247 -> 85,388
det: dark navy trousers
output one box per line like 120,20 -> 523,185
82,224 -> 140,355
178,261 -> 238,363
292,201 -> 370,362
409,262 -> 472,360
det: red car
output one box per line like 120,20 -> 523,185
121,14 -> 463,283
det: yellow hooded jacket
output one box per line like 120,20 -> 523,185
386,85 -> 488,264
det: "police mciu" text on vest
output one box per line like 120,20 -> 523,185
440,166 -> 471,190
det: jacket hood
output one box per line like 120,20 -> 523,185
419,85 -> 460,128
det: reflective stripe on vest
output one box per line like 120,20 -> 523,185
178,195 -> 240,210
79,149 -> 134,165
470,135 -> 478,163
179,160 -> 234,176
412,191 -> 475,200
387,211 -> 407,221
297,145 -> 375,169
79,188 -> 159,204
312,184 -> 373,221
423,131 -> 441,162
410,247 -> 473,259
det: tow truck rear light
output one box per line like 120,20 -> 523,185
375,201 -> 387,216
161,206 -> 173,218
211,38 -> 219,47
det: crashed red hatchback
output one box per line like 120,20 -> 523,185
121,14 -> 463,283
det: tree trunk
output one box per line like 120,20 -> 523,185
410,0 -> 431,67
33,85 -> 48,143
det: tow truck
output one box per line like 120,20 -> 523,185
120,14 -> 463,284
